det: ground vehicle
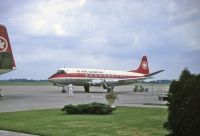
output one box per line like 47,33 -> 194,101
133,85 -> 148,92
157,90 -> 168,101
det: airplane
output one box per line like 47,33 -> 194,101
0,24 -> 16,98
0,24 -> 16,75
48,56 -> 164,93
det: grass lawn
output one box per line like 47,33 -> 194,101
0,107 -> 168,136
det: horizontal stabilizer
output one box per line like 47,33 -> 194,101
145,70 -> 164,77
117,70 -> 164,85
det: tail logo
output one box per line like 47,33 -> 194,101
142,61 -> 148,69
0,36 -> 8,52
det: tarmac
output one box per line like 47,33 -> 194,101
0,84 -> 169,135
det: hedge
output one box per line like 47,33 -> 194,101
61,102 -> 116,115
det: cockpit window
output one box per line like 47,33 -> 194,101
57,70 -> 66,74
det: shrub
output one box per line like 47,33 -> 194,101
164,69 -> 200,136
61,102 -> 116,115
61,104 -> 78,114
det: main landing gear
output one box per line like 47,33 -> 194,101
102,84 -> 114,93
106,86 -> 114,93
0,89 -> 3,100
84,85 -> 90,93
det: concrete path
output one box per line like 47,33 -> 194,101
0,130 -> 38,136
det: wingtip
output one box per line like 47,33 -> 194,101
146,70 -> 165,77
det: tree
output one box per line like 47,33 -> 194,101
164,69 -> 200,136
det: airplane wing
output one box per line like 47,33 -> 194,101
88,70 -> 164,86
145,70 -> 164,77
117,77 -> 150,85
117,70 -> 165,85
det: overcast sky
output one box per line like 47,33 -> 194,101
0,0 -> 199,80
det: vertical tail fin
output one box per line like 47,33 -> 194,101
129,56 -> 149,75
0,24 -> 16,75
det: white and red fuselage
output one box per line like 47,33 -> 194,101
49,68 -> 145,86
48,56 -> 164,92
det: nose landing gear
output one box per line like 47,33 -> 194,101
62,86 -> 66,93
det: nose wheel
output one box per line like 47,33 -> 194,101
62,86 -> 66,93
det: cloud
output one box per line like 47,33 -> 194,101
165,21 -> 200,51
10,0 -> 87,36
165,0 -> 200,51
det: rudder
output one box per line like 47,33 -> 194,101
130,56 -> 149,75
0,24 -> 16,74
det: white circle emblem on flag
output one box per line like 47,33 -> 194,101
142,61 -> 148,69
0,36 -> 8,52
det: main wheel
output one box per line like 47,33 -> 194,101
62,89 -> 66,93
84,85 -> 90,93
107,86 -> 114,93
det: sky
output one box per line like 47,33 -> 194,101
0,0 -> 200,80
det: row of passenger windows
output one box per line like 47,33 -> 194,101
57,70 -> 104,74
56,70 -> 131,78
87,74 -> 129,78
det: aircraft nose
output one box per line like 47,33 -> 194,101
48,75 -> 53,80
48,73 -> 56,80
48,76 -> 52,80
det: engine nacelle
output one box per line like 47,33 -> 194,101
53,83 -> 65,87
89,80 -> 102,86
